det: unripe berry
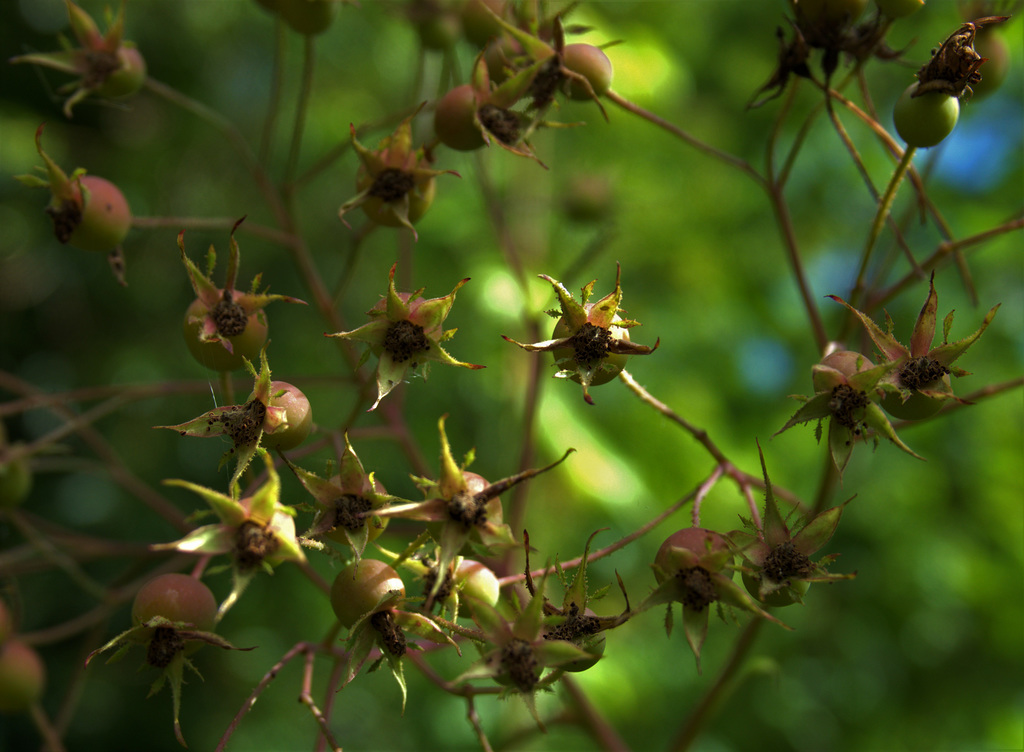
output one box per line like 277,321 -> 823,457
551,315 -> 630,388
182,293 -> 269,372
812,350 -> 875,392
95,46 -> 147,99
0,640 -> 45,714
408,0 -> 462,50
455,559 -> 500,606
330,559 -> 405,629
435,85 -> 486,151
58,175 -> 132,253
132,574 -> 218,632
794,0 -> 869,25
356,167 -> 437,230
654,528 -> 730,582
0,601 -> 12,646
259,381 -> 312,451
742,570 -> 811,607
461,0 -> 504,47
561,174 -> 614,223
0,451 -> 32,509
873,0 -> 924,18
278,0 -> 338,35
562,44 -> 613,100
970,30 -> 1009,99
893,84 -> 960,148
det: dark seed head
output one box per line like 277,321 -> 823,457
45,198 -> 82,244
212,295 -> 248,338
478,104 -> 520,145
234,520 -> 279,571
898,356 -> 950,391
368,168 -> 417,203
146,626 -> 186,668
569,322 -> 612,368
383,319 -> 430,364
762,541 -> 813,583
677,566 -> 718,612
500,638 -> 540,692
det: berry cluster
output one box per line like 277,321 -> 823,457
2,1 -> 1019,750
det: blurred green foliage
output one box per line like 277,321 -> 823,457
1,1 -> 1021,751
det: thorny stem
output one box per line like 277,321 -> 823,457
219,370 -> 234,410
143,77 -> 288,228
499,479 -> 702,587
5,512 -> 109,600
561,676 -> 633,752
0,372 -> 188,530
405,649 -> 502,696
618,370 -> 780,524
824,85 -> 954,245
18,558 -> 194,645
216,641 -> 346,752
473,149 -> 546,546
299,649 -> 343,752
824,91 -> 919,277
131,215 -> 295,246
466,695 -> 495,752
295,557 -> 331,596
872,217 -> 1024,310
315,658 -> 347,752
284,34 -> 317,186
260,17 -> 287,165
619,370 -> 807,512
669,619 -> 765,752
847,145 -> 917,318
618,370 -> 731,466
691,465 -> 724,529
29,703 -> 68,752
0,379 -> 214,420
606,89 -> 767,189
770,81 -> 803,189
0,517 -> 157,579
811,440 -> 841,517
764,175 -> 830,351
275,164 -> 431,476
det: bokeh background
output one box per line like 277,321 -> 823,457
1,1 -> 1022,750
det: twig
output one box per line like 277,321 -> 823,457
561,676 -> 632,752
284,35 -> 316,186
668,619 -> 764,752
605,89 -> 766,189
131,216 -> 295,247
299,648 -> 343,752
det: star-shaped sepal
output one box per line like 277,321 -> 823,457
775,354 -> 921,479
338,109 -> 460,240
641,527 -> 790,672
85,615 -> 251,747
285,433 -> 396,563
729,443 -> 855,607
153,449 -> 306,620
828,273 -> 999,420
533,530 -> 631,672
338,570 -> 458,714
10,0 -> 147,118
326,263 -> 484,410
503,264 -> 658,403
180,217 -> 306,358
156,347 -> 293,488
373,416 -> 573,609
453,573 -> 597,730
